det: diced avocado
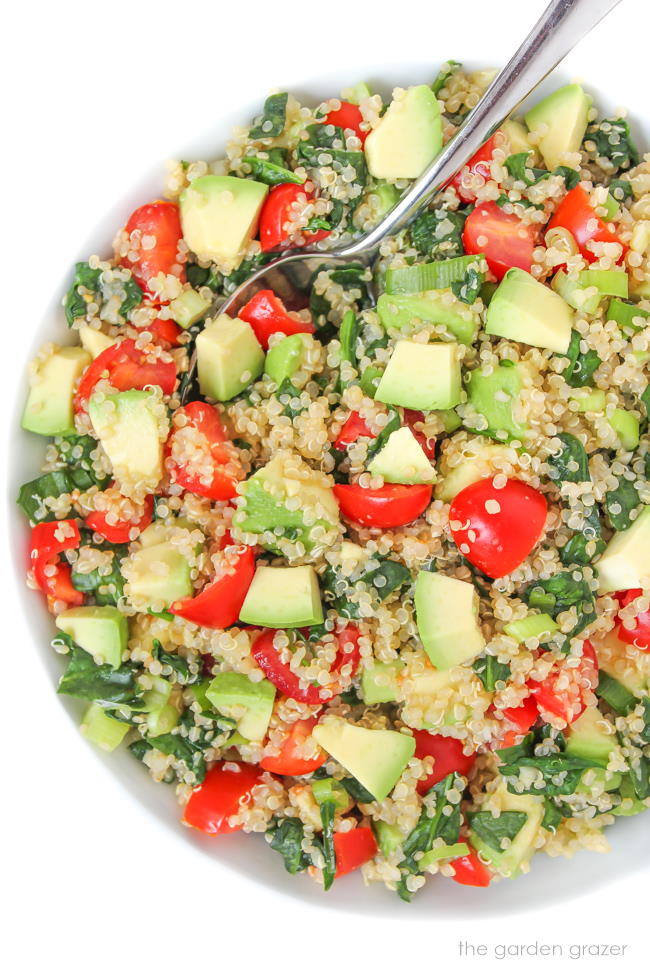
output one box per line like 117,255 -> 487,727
576,767 -> 622,799
502,118 -> 534,156
366,181 -> 400,219
265,333 -> 309,385
595,505 -> 650,593
612,774 -> 648,817
469,780 -> 544,878
376,340 -> 461,411
56,606 -> 128,669
313,716 -> 415,802
206,672 -> 276,741
524,83 -> 591,171
168,288 -> 212,329
376,291 -> 477,345
80,703 -> 130,752
435,439 -> 514,502
630,220 -> 650,256
570,389 -> 606,413
233,451 -> 339,557
239,565 -> 323,627
566,706 -> 616,767
609,407 -> 640,450
368,426 -> 436,485
486,268 -> 572,354
78,326 -> 115,359
311,777 -> 351,812
142,676 -> 179,736
22,346 -> 91,436
420,842 -> 470,868
127,524 -> 194,606
464,362 -> 529,442
373,821 -> 404,857
414,571 -> 485,670
503,613 -> 559,644
196,314 -> 264,402
180,174 -> 269,264
365,85 -> 442,180
343,81 -> 372,105
437,409 -> 462,433
88,389 -> 164,496
361,660 -> 403,705
398,658 -> 487,730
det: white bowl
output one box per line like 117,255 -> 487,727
7,38 -> 650,915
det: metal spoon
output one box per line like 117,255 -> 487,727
183,0 -> 621,397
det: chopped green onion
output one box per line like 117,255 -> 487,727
385,255 -> 485,295
606,297 -> 650,331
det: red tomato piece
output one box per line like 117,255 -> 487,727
143,317 -> 183,348
324,101 -> 367,146
334,483 -> 432,529
260,716 -> 326,775
449,133 -> 501,203
450,847 -> 492,887
171,546 -> 255,629
449,477 -> 547,578
528,639 -> 599,726
238,289 -> 315,350
412,730 -> 476,795
259,183 -> 331,253
402,409 -> 436,461
462,200 -> 537,279
333,827 -> 378,878
334,411 -> 373,450
547,185 -> 625,263
251,625 -> 361,705
119,200 -> 186,294
86,489 -> 154,544
30,520 -> 84,608
166,401 -> 245,500
501,695 -> 539,735
74,339 -> 177,412
183,761 -> 263,834
616,589 -> 650,652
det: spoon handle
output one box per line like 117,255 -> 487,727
343,0 -> 621,258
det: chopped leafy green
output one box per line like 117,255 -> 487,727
317,800 -> 337,891
339,310 -> 361,369
562,331 -> 601,388
276,378 -> 306,419
559,504 -> 605,566
297,124 -> 367,187
586,117 -> 639,172
451,263 -> 484,304
523,570 -> 596,641
339,775 -> 376,804
365,409 -> 400,461
397,773 -> 464,901
410,206 -> 467,259
472,653 -> 511,692
604,476 -> 641,532
548,433 -> 590,484
57,640 -> 142,709
151,639 -> 198,685
268,817 -> 311,874
64,262 -> 102,326
132,729 -> 207,783
71,549 -> 126,607
432,60 -> 461,95
469,810 -> 528,849
243,155 -> 304,186
323,553 -> 410,619
504,152 -> 548,186
542,798 -> 566,831
55,434 -> 111,490
555,166 -> 580,190
186,263 -> 222,292
596,671 -> 638,715
249,92 -> 288,139
499,753 -> 603,796
609,178 -> 633,203
119,278 -> 143,319
16,471 -> 73,523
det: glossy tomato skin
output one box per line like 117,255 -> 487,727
74,339 -> 177,412
86,490 -> 154,544
547,185 -> 624,263
324,101 -> 367,145
616,589 -> 650,652
166,401 -> 244,501
252,626 -> 361,705
183,761 -> 263,834
334,483 -> 432,529
260,716 -> 326,775
144,317 -> 183,348
334,411 -> 373,451
259,184 -> 330,253
450,848 -> 492,887
30,520 -> 84,607
528,639 -> 599,726
402,409 -> 436,461
501,695 -> 539,735
462,201 -> 536,279
333,828 -> 378,878
449,478 -> 547,578
449,133 -> 501,203
412,731 -> 476,795
120,200 -> 186,294
171,546 -> 255,629
238,289 -> 315,349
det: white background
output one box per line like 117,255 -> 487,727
2,1 -> 648,972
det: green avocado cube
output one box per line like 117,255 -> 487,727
78,326 -> 115,359
89,389 -> 164,495
56,606 -> 128,669
265,333 -> 309,385
566,706 -> 616,767
239,565 -> 324,628
373,821 -> 404,857
524,83 -> 591,171
80,703 -> 130,752
22,346 -> 91,437
180,174 -> 269,264
464,362 -> 529,442
368,427 -> 436,484
313,717 -> 415,802
376,292 -> 477,345
365,85 -> 442,180
361,661 -> 403,705
609,408 -> 640,450
595,505 -> 650,593
196,313 -> 264,401
127,533 -> 193,607
486,268 -> 572,354
206,672 -> 276,741
414,571 -> 485,670
168,288 -> 212,329
376,340 -> 461,411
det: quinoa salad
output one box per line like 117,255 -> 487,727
18,62 -> 650,900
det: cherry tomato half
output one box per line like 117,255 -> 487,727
462,201 -> 537,280
85,488 -> 154,544
334,483 -> 432,529
238,289 -> 315,350
449,477 -> 547,578
171,546 -> 255,629
119,200 -> 186,294
333,411 -> 373,451
616,589 -> 650,652
30,520 -> 84,608
412,730 -> 476,795
528,639 -> 599,726
252,626 -> 361,705
183,761 -> 263,834
260,715 -> 326,775
74,339 -> 177,412
166,401 -> 245,501
259,183 -> 331,253
333,827 -> 378,878
324,101 -> 367,146
547,185 -> 625,264
450,847 -> 492,887
449,133 -> 502,203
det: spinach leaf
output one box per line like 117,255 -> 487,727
249,92 -> 288,139
186,264 -> 222,292
57,641 -> 142,709
586,117 -> 639,172
268,817 -> 311,874
362,559 -> 412,601
609,178 -> 633,203
318,800 -> 337,891
548,433 -> 590,484
397,773 -> 464,901
555,166 -> 580,190
222,253 -> 273,294
55,434 -> 111,490
559,504 -> 606,566
276,378 -> 306,419
604,476 -> 641,532
71,549 -> 126,607
64,262 -> 102,326
469,810 -> 528,849
365,409 -> 400,461
297,124 -> 367,187
339,310 -> 361,369
17,471 -> 73,523
562,330 -> 601,388
309,263 -> 372,330
151,639 -> 198,685
340,775 -> 376,804
243,155 -> 304,186
542,798 -> 568,831
410,206 -> 467,259
451,264 -> 484,304
596,670 -> 638,715
432,60 -> 461,95
138,729 -> 207,783
523,570 -> 596,641
472,653 -> 511,692
504,152 -> 548,186
499,753 -> 601,796
119,278 -> 143,319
